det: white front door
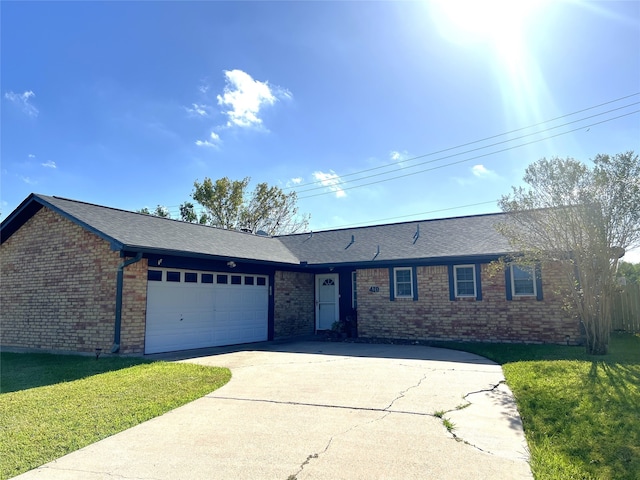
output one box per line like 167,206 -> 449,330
316,274 -> 339,330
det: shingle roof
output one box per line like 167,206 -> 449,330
6,194 -> 301,265
276,213 -> 514,265
2,193 -> 516,266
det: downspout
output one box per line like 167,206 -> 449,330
112,252 -> 143,353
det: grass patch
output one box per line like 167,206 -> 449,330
0,353 -> 231,479
441,333 -> 640,480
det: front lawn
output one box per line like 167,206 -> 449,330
445,333 -> 640,480
0,353 -> 231,479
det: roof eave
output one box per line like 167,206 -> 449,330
301,252 -> 514,269
121,245 -> 301,268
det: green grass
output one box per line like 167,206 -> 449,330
441,333 -> 640,480
0,353 -> 231,479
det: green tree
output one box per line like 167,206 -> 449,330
241,182 -> 308,235
137,205 -> 170,218
618,261 -> 640,285
191,176 -> 309,235
179,201 -> 208,224
192,177 -> 248,230
498,151 -> 640,355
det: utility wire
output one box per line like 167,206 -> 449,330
158,94 -> 639,213
326,199 -> 500,229
285,92 -> 640,190
295,102 -> 640,195
298,109 -> 640,199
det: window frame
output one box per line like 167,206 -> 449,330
454,264 -> 477,298
511,264 -> 537,297
393,267 -> 414,299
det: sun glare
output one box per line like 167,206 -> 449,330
429,0 -> 556,156
430,0 -> 548,61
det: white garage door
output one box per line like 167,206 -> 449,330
145,269 -> 269,354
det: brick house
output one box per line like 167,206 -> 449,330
0,194 -> 581,355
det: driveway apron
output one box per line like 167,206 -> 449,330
14,342 -> 533,479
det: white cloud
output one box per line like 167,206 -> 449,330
186,103 -> 209,117
41,160 -> 57,169
313,170 -> 346,198
195,131 -> 221,148
20,176 -> 37,185
290,177 -> 302,185
390,150 -> 411,167
471,164 -> 499,179
390,150 -> 410,162
4,90 -> 39,117
216,69 -> 289,128
28,154 -> 36,158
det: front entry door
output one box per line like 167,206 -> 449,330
316,274 -> 339,330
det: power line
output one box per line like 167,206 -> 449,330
286,92 -> 640,191
325,200 -> 500,229
297,108 -> 640,199
154,93 -> 640,214
295,102 -> 640,195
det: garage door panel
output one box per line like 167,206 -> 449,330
145,270 -> 268,354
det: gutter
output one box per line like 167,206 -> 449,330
112,252 -> 143,353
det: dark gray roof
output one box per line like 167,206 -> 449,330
19,195 -> 301,265
276,214 -> 514,265
2,193 -> 516,267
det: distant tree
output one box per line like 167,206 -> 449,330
153,205 -> 170,218
240,182 -> 309,235
498,151 -> 640,355
191,176 -> 248,230
179,201 -> 208,224
618,261 -> 640,285
190,176 -> 309,235
137,205 -> 170,218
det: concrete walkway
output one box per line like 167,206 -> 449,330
14,342 -> 532,479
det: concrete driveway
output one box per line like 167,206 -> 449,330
15,341 -> 532,479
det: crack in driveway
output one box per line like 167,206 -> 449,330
281,372 -> 433,479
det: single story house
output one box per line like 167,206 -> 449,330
0,193 -> 581,355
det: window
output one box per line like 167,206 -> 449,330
217,274 -> 228,284
352,271 -> 357,309
512,265 -> 536,296
256,277 -> 266,286
394,268 -> 413,298
231,275 -> 242,285
245,276 -> 254,285
201,273 -> 214,284
166,271 -> 181,282
148,270 -> 162,281
185,272 -> 197,283
454,265 -> 476,297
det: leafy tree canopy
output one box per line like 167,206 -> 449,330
191,176 -> 309,235
498,151 -> 640,354
138,177 -> 309,235
137,205 -> 170,218
618,261 -> 640,285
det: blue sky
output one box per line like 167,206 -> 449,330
2,1 -> 639,258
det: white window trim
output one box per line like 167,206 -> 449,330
393,267 -> 413,298
454,264 -> 476,298
511,265 -> 537,297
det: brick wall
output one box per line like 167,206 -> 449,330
0,207 -> 148,354
356,263 -> 580,344
119,258 -> 148,354
273,270 -> 315,338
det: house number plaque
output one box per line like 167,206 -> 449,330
369,286 -> 380,293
